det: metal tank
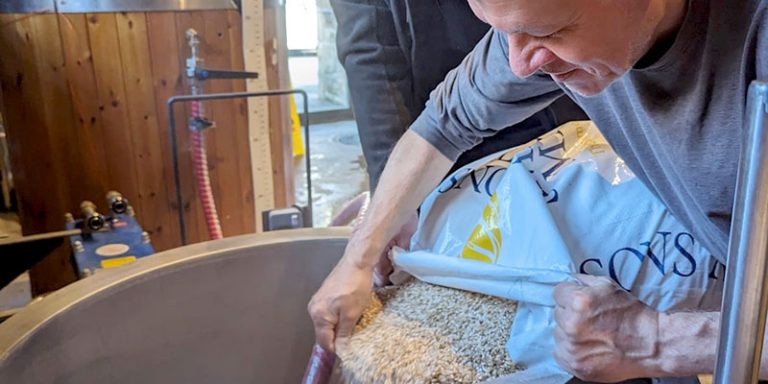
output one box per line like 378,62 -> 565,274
0,228 -> 349,384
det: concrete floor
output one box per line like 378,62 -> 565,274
294,119 -> 369,227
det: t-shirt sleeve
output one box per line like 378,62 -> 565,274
409,29 -> 564,161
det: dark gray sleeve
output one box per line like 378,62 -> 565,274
410,30 -> 565,161
330,0 -> 414,190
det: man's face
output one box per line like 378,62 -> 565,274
469,0 -> 657,96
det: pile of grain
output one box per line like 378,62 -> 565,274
336,279 -> 521,384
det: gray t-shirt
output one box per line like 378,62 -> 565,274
411,0 -> 768,263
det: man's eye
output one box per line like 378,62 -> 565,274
539,31 -> 563,39
534,27 -> 570,40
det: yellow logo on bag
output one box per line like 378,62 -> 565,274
461,194 -> 502,263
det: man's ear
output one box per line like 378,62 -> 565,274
467,0 -> 490,24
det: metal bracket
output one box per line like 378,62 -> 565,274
189,117 -> 215,131
194,69 -> 259,81
0,230 -> 80,289
0,0 -> 55,13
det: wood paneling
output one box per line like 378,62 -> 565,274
0,9 -> 288,293
0,14 -> 79,293
263,4 -> 294,209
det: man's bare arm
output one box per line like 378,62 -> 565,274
554,275 -> 768,380
308,130 -> 453,352
652,311 -> 719,377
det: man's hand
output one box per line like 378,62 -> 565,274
308,130 -> 453,355
553,274 -> 661,381
308,254 -> 373,354
367,212 -> 418,287
308,214 -> 418,354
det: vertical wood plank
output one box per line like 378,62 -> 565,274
146,11 -> 205,246
226,10 -> 256,234
201,11 -> 250,236
115,12 -> 180,251
26,14 -> 82,293
263,5 -> 294,209
242,0 -> 275,232
58,13 -> 111,204
0,14 -> 78,293
85,13 -> 143,215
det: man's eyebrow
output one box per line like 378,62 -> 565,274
507,22 -> 566,35
508,9 -> 579,35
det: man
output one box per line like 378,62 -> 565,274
330,0 -> 585,190
309,0 -> 768,381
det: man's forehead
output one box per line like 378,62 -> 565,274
471,0 -> 580,33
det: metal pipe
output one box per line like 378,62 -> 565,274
167,89 -> 312,245
0,0 -> 238,13
714,81 -> 768,383
0,0 -> 54,14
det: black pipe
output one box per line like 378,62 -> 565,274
167,89 -> 311,245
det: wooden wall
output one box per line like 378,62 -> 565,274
0,9 -> 292,293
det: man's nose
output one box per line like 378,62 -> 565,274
507,34 -> 558,78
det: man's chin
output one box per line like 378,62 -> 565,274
561,73 -> 617,97
564,80 -> 609,97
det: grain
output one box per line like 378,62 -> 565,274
337,279 -> 521,384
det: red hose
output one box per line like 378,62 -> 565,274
190,100 -> 223,240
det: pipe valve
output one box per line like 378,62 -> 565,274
106,191 -> 129,215
80,201 -> 105,232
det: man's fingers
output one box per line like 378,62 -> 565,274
553,281 -> 586,308
334,310 -> 362,353
554,275 -> 616,311
309,301 -> 338,353
373,251 -> 394,287
573,273 -> 613,287
313,322 -> 336,353
554,305 -> 583,337
335,313 -> 357,339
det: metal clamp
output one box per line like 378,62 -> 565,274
194,69 -> 259,81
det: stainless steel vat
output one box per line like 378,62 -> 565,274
0,228 -> 349,383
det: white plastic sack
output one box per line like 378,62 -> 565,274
393,121 -> 724,383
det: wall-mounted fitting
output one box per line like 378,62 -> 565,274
80,201 -> 105,232
106,191 -> 128,215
